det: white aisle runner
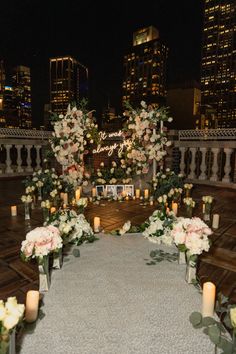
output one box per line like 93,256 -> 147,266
21,234 -> 214,354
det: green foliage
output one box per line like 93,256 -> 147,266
151,170 -> 184,199
146,249 -> 178,265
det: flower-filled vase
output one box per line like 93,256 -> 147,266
38,256 -> 50,292
24,202 -> 31,220
8,327 -> 16,354
52,248 -> 63,269
185,252 -> 197,284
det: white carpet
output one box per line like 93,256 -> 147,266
20,234 -> 214,354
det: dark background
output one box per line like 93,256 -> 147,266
0,0 -> 204,127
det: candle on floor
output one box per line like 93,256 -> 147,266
150,200 -> 154,206
25,290 -> 39,323
75,188 -> 81,201
125,196 -> 129,201
92,188 -> 96,198
63,193 -> 68,205
94,217 -> 100,232
133,196 -> 136,200
60,192 -> 64,200
212,214 -> 220,229
202,282 -> 216,317
144,189 -> 149,199
172,202 -> 178,216
135,189 -> 140,198
103,189 -> 107,198
202,203 -> 205,213
50,207 -> 56,214
11,205 -> 17,216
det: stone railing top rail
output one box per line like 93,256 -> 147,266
0,128 -> 52,139
178,128 -> 236,141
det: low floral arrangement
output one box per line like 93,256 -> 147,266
21,225 -> 63,261
91,161 -> 132,185
0,297 -> 25,353
183,197 -> 195,208
47,208 -> 95,245
122,101 -> 172,176
143,209 -> 176,245
171,217 -> 212,257
76,197 -> 88,213
150,169 -> 184,201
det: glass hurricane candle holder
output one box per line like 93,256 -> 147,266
203,202 -> 212,222
24,202 -> 31,220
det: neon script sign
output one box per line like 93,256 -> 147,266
92,130 -> 133,156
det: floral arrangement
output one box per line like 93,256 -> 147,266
47,208 -> 95,245
50,101 -> 98,168
143,209 -> 176,245
91,161 -> 132,186
150,169 -> 184,200
21,225 -> 63,261
183,197 -> 195,208
76,197 -> 88,213
202,196 -> 213,204
119,221 -> 131,235
0,297 -> 25,352
122,101 -> 172,175
21,195 -> 33,203
171,217 -> 212,256
184,183 -> 193,190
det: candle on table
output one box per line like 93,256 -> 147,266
63,193 -> 68,205
135,189 -> 140,198
92,188 -> 96,197
94,217 -> 100,232
212,214 -> 220,229
75,188 -> 81,201
202,282 -> 216,317
144,189 -> 149,199
25,290 -> 39,323
11,205 -> 17,216
172,202 -> 178,216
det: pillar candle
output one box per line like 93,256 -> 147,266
75,188 -> 81,201
92,188 -> 96,197
50,207 -> 56,214
150,200 -> 154,206
133,196 -> 136,200
25,290 -> 39,323
144,189 -> 149,199
202,203 -> 205,213
60,192 -> 64,200
212,214 -> 220,229
172,202 -> 178,216
11,205 -> 17,216
202,282 -> 216,317
103,189 -> 107,198
135,189 -> 140,198
94,217 -> 100,232
125,196 -> 129,201
63,193 -> 68,205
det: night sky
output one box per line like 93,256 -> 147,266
0,0 -> 204,127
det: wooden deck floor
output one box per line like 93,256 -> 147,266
0,178 -> 236,305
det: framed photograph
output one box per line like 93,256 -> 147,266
116,185 -> 124,196
125,185 -> 134,197
96,185 -> 105,196
106,185 -> 116,197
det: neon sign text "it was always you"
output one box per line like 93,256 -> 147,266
92,130 -> 133,156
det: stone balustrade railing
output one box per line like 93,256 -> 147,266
168,129 -> 236,189
0,128 -> 52,177
0,127 -> 235,189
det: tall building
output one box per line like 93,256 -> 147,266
12,65 -> 32,128
122,26 -> 168,106
167,81 -> 201,129
50,56 -> 88,115
201,0 -> 236,127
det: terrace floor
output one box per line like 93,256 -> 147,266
0,178 -> 236,306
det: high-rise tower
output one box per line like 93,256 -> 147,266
200,0 -> 236,127
50,56 -> 88,115
122,26 -> 168,106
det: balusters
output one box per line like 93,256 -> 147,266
35,145 -> 41,170
222,148 -> 233,183
179,147 -> 186,176
25,145 -> 33,173
199,147 -> 207,180
5,144 -> 13,174
188,147 -> 197,179
210,148 -> 220,182
16,145 -> 23,173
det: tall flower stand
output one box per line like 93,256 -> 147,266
185,252 -> 197,284
38,256 -> 50,292
24,203 -> 31,221
8,328 -> 16,354
52,248 -> 63,269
